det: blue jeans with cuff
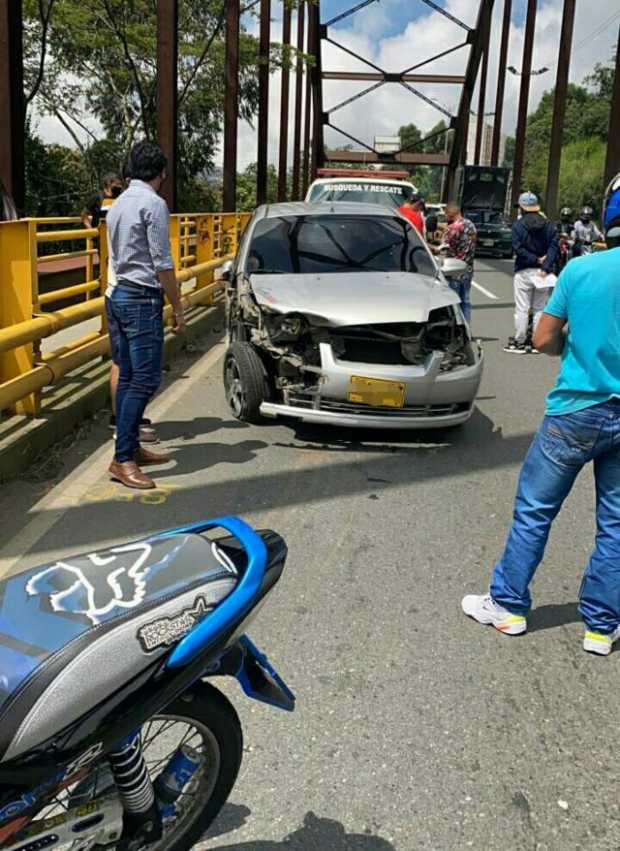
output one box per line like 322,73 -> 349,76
106,283 -> 163,463
448,272 -> 472,323
490,400 -> 620,633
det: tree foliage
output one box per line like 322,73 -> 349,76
399,120 -> 450,201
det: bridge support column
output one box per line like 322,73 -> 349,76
604,25 -> 620,189
223,0 -> 240,211
474,10 -> 491,166
156,0 -> 178,212
491,0 -> 511,167
510,0 -> 537,215
302,1 -> 312,198
545,0 -> 576,220
256,0 -> 271,206
277,1 -> 292,202
0,0 -> 24,213
292,3 -> 305,200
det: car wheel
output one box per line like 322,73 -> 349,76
223,342 -> 266,423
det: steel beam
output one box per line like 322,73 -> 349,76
322,71 -> 465,84
223,0 -> 240,212
308,0 -> 324,179
445,0 -> 494,200
277,1 -> 292,201
302,1 -> 312,197
474,9 -> 491,165
292,1 -> 305,199
256,0 -> 271,206
604,25 -> 620,189
156,0 -> 178,211
510,0 -> 537,214
0,0 -> 24,213
491,0 -> 511,166
325,149 -> 450,166
545,0 -> 576,219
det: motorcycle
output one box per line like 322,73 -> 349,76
0,516 -> 294,851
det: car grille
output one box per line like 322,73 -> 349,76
288,395 -> 470,418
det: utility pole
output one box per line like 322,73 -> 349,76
0,0 -> 25,212
277,1 -> 292,202
510,0 -> 537,215
491,0 -> 512,167
223,0 -> 240,212
156,0 -> 178,211
545,0 -> 576,219
256,0 -> 271,206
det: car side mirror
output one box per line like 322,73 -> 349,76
441,257 -> 468,278
214,259 -> 233,282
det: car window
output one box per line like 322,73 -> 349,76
307,183 -> 410,209
246,215 -> 436,276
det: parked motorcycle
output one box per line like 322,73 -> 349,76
0,517 -> 294,851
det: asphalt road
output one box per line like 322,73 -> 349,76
2,259 -> 618,850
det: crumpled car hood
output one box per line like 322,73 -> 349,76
249,272 -> 459,325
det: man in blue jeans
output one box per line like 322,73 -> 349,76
462,173 -> 620,656
106,141 -> 185,489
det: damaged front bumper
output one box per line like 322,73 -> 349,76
260,342 -> 484,429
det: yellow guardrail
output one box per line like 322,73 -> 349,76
0,212 -> 251,415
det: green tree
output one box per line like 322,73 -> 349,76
236,163 -> 278,211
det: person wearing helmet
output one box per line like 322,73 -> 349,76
556,207 -> 574,272
504,191 -> 559,354
462,173 -> 620,656
571,206 -> 603,256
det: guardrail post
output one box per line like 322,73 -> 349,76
0,219 -> 38,414
169,215 -> 181,271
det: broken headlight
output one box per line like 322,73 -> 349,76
265,313 -> 307,343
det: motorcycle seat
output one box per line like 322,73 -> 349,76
0,528 -> 286,763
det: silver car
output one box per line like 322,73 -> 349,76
221,202 -> 483,429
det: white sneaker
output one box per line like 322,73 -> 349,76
461,593 -> 527,635
583,626 -> 620,656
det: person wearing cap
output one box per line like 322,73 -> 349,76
461,173 -> 620,657
504,192 -> 559,354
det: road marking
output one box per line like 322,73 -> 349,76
471,280 -> 499,300
0,340 -> 226,578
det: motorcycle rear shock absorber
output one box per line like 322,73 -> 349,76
108,732 -> 162,847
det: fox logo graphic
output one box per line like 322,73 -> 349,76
26,543 -> 153,625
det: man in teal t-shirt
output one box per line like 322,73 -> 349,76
461,175 -> 620,657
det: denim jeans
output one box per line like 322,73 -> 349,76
490,400 -> 620,633
448,272 -> 472,323
106,284 -> 164,462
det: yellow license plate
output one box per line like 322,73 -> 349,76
348,376 -> 406,408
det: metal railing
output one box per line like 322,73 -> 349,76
0,212 -> 251,415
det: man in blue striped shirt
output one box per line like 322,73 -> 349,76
106,141 -> 185,489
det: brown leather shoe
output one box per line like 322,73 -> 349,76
109,460 -> 155,489
134,445 -> 171,466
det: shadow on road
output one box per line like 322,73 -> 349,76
154,417 -> 250,442
528,602 -> 581,633
205,810 -> 396,850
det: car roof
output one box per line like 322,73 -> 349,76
309,177 -> 415,186
256,202 -> 401,220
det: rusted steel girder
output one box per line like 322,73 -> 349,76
256,0 -> 271,206
223,0 -> 240,211
308,0 -> 324,179
474,9 -> 491,166
545,0 -> 576,220
491,0 -> 512,166
301,1 -> 312,195
445,0 -> 495,201
510,0 -> 537,215
322,71 -> 466,84
0,0 -> 25,212
277,2 -> 292,202
292,2 -> 305,199
604,26 -> 620,189
156,0 -> 178,211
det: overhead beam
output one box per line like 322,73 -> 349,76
491,0 -> 512,166
322,71 -> 466,84
604,25 -> 620,188
256,0 -> 271,206
545,0 -> 576,219
510,0 -> 537,214
0,0 -> 24,212
277,1 -> 292,202
325,149 -> 450,166
223,0 -> 240,212
156,0 -> 178,211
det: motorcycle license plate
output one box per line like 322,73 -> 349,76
236,636 -> 295,712
348,376 -> 406,408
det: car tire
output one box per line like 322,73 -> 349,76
223,342 -> 266,423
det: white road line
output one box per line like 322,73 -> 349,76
0,340 -> 226,578
471,279 -> 499,300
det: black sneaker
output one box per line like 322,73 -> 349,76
503,338 -> 528,354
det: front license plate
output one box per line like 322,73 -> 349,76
348,376 -> 406,408
482,239 -> 495,247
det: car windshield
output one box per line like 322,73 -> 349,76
307,182 -> 410,209
246,215 -> 437,276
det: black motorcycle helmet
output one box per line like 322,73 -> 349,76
560,207 -> 573,223
580,206 -> 593,223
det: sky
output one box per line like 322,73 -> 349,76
35,0 -> 620,174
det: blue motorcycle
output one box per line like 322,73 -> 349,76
0,517 -> 294,851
